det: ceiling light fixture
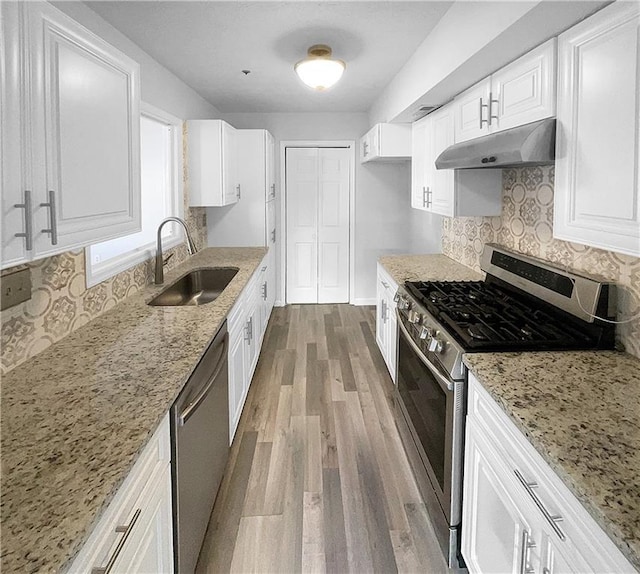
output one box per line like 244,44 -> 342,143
294,44 -> 345,91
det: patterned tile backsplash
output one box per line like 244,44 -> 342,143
1,123 -> 208,374
442,166 -> 640,358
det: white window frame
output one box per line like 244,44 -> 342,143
85,103 -> 184,288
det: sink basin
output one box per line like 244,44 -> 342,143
148,267 -> 239,306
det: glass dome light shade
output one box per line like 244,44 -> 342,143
294,45 -> 345,91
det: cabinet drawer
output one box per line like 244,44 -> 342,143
68,415 -> 170,573
467,374 -> 635,572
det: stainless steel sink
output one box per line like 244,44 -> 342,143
148,267 -> 239,306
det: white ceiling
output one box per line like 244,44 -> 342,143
86,1 -> 453,113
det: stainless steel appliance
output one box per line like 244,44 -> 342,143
435,118 -> 556,169
394,244 -> 615,568
171,322 -> 229,574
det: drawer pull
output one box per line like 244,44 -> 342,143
91,508 -> 142,574
14,190 -> 33,251
514,469 -> 566,541
519,530 -> 536,574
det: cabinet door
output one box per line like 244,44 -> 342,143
360,128 -> 374,162
265,131 -> 276,201
411,116 -> 429,210
223,121 -> 239,205
375,270 -> 388,361
554,2 -> 640,257
491,39 -> 556,133
1,2 -> 31,268
429,106 -> 455,217
228,328 -> 246,443
453,78 -> 491,143
462,421 -> 539,574
387,288 -> 397,384
112,465 -> 173,574
28,1 -> 141,257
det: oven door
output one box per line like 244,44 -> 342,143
395,314 -> 464,526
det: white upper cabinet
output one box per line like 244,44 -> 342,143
360,123 -> 411,163
187,119 -> 239,207
454,39 -> 556,143
452,78 -> 492,144
554,1 -> 640,257
1,1 -> 141,269
206,129 -> 276,248
412,107 -> 502,217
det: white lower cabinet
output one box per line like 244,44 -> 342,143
462,374 -> 635,574
227,253 -> 274,443
69,415 -> 173,574
375,263 -> 398,383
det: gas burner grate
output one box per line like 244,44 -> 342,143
405,280 -> 594,350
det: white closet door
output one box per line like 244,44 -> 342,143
317,148 -> 350,303
286,148 -> 319,304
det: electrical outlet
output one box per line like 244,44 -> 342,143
1,267 -> 32,311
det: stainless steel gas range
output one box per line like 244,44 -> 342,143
393,244 -> 616,569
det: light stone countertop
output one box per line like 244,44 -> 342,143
0,246 -> 267,574
379,253 -> 483,285
464,351 -> 640,570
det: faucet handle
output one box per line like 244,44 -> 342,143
163,253 -> 174,266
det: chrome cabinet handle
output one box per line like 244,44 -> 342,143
363,141 -> 369,156
179,336 -> 228,425
422,186 -> 432,208
519,530 -> 536,574
270,184 -> 276,199
514,469 -> 566,541
381,299 -> 387,322
261,265 -> 267,272
14,190 -> 33,251
488,91 -> 499,125
236,184 -> 241,199
91,508 -> 142,574
543,568 -> 551,574
262,281 -> 267,300
381,280 -> 389,289
270,229 -> 276,243
479,97 -> 490,129
40,190 -> 58,245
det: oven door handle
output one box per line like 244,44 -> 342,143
397,311 -> 455,392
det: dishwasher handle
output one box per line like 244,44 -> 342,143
179,334 -> 228,426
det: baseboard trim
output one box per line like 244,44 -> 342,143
351,297 -> 376,306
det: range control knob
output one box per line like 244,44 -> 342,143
398,296 -> 411,311
419,326 -> 432,340
428,336 -> 444,354
407,310 -> 421,324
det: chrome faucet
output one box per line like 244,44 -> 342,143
155,217 -> 197,284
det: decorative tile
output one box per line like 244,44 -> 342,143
43,297 -> 76,339
442,166 -> 640,358
41,253 -> 76,290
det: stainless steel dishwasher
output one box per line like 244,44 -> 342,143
171,321 -> 229,574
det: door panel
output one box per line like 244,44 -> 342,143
29,2 -> 140,256
317,148 -> 349,303
286,147 -> 350,304
286,148 -> 318,303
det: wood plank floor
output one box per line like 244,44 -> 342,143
196,304 -> 449,574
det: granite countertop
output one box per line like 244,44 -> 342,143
464,351 -> 640,570
379,253 -> 483,285
1,246 -> 267,574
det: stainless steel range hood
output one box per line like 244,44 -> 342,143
435,118 -> 556,169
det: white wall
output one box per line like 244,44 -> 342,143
222,113 -> 441,304
52,1 -> 221,120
